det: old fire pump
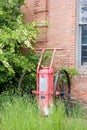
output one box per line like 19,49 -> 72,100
18,48 -> 71,116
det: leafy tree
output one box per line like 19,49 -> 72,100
0,0 -> 40,91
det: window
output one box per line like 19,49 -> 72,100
77,0 -> 87,68
81,25 -> 87,65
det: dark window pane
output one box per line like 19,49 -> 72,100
82,37 -> 87,44
81,25 -> 87,65
82,46 -> 87,56
82,25 -> 87,36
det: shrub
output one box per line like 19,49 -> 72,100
0,0 -> 40,91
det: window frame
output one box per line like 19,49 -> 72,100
76,0 -> 87,72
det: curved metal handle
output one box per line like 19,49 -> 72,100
37,48 -> 63,72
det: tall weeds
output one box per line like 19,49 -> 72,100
0,95 -> 87,130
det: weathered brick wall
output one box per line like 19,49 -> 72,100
23,0 -> 87,103
21,0 -> 34,22
34,0 -> 49,44
48,0 -> 76,67
72,74 -> 87,103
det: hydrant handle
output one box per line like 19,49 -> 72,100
36,48 -> 63,72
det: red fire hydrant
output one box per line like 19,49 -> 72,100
38,67 -> 53,115
32,48 -> 62,116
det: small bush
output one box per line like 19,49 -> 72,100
0,0 -> 40,92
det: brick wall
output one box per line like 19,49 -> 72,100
48,0 -> 76,67
72,74 -> 87,103
21,0 -> 34,22
23,0 -> 87,104
34,0 -> 49,44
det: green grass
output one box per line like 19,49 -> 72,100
0,94 -> 87,130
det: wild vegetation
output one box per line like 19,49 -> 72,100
0,94 -> 87,130
0,0 -> 40,92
